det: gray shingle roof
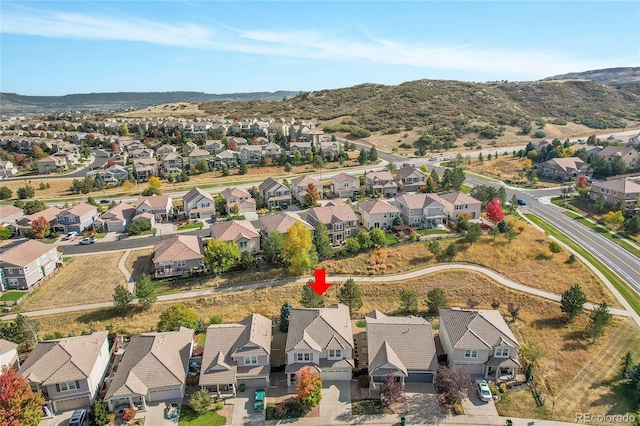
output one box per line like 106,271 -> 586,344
285,304 -> 354,353
439,307 -> 519,350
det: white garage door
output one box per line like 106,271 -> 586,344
455,364 -> 484,375
148,387 -> 183,402
54,396 -> 90,413
322,369 -> 351,381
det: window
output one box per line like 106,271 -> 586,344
335,223 -> 343,230
239,241 -> 248,248
58,381 -> 79,392
244,356 -> 258,365
328,349 -> 341,359
495,348 -> 509,358
296,353 -> 311,362
464,349 -> 478,359
176,261 -> 187,268
41,254 -> 48,262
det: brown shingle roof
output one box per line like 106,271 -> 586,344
221,187 -> 251,199
286,304 -> 354,353
210,220 -> 259,242
22,206 -> 61,223
1,240 -> 57,268
357,199 -> 400,215
395,193 -> 444,210
306,204 -> 357,225
183,187 -> 214,206
332,172 -> 359,184
58,202 -> 97,217
153,235 -> 204,263
438,192 -> 482,206
135,195 -> 171,209
258,212 -> 313,236
592,177 -> 640,194
396,165 -> 425,180
439,307 -> 519,350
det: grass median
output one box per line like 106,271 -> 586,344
525,213 -> 640,316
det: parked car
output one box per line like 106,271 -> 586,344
79,237 -> 96,245
254,389 -> 266,411
476,379 -> 492,402
99,199 -> 110,204
68,409 -> 86,426
428,157 -> 438,161
517,198 -> 527,206
64,231 -> 78,241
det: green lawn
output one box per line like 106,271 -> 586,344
178,406 -> 225,426
177,222 -> 204,231
0,291 -> 27,302
416,229 -> 449,236
525,213 -> 640,316
383,234 -> 399,245
461,184 -> 472,194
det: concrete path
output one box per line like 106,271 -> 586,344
3,263 -> 631,321
118,249 -> 135,292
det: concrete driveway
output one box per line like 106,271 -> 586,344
232,387 -> 266,425
404,383 -> 446,425
462,392 -> 499,417
319,380 -> 351,418
127,400 -> 181,425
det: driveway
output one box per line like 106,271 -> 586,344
462,392 -> 499,417
127,400 -> 181,425
404,383 -> 446,425
319,380 -> 351,418
232,387 -> 266,425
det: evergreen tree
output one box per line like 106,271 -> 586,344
135,273 -> 157,309
313,223 -> 333,259
88,399 -> 110,426
369,146 -> 378,162
337,278 -> 363,315
279,302 -> 293,332
112,285 -> 132,313
560,284 -> 587,321
300,283 -> 325,308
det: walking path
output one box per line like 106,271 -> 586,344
118,249 -> 135,292
2,263 -> 630,320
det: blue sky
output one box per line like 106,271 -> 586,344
1,1 -> 639,96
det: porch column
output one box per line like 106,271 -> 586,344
140,396 -> 146,411
128,396 -> 134,408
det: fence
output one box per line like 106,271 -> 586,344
528,376 -> 545,407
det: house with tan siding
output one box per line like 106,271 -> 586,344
210,220 -> 260,254
1,240 -> 61,291
153,235 -> 205,278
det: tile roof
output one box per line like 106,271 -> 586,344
258,212 -> 313,236
153,235 -> 204,263
439,307 -> 519,350
104,328 -> 193,400
19,331 -> 108,386
357,199 -> 401,215
286,304 -> 354,353
306,204 -> 357,225
1,240 -> 57,267
365,310 -> 437,375
210,220 -> 259,242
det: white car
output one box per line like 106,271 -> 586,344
476,379 -> 492,402
64,231 -> 78,241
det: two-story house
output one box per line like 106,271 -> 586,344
258,212 -> 314,239
214,150 -> 239,169
263,142 -> 282,158
95,203 -> 136,233
331,173 -> 360,198
439,192 -> 482,221
19,331 -> 110,413
183,187 -> 215,221
590,177 -> 640,213
0,160 -> 18,179
205,140 -> 225,155
12,206 -> 61,237
0,205 -> 24,227
55,203 -> 98,233
394,193 -> 446,229
153,235 -> 205,278
156,144 -> 176,157
596,146 -> 640,170
306,203 -> 358,246
188,148 -> 211,167
182,141 -> 198,155
210,220 -> 260,254
290,175 -> 323,205
240,146 -> 264,164
357,199 -> 401,230
439,307 -> 521,381
37,155 -> 68,174
134,195 -> 173,221
396,165 -> 426,193
258,177 -> 291,209
101,165 -> 129,183
1,240 -> 61,291
365,171 -> 398,197
0,339 -> 19,371
220,187 -> 256,215
104,328 -> 194,413
534,157 -> 591,181
199,313 -> 272,396
132,158 -> 159,179
285,304 -> 354,386
161,153 -> 186,174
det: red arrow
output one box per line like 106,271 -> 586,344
309,269 -> 331,296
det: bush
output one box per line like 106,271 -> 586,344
214,401 -> 223,411
358,375 -> 370,388
122,407 -> 137,421
488,380 -> 500,396
266,400 -> 308,420
499,383 -> 507,394
452,403 -> 464,415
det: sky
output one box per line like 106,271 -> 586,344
1,1 -> 639,96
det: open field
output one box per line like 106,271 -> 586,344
124,248 -> 154,281
15,253 -> 126,312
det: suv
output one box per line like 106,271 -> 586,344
476,379 -> 492,402
79,237 -> 96,245
68,409 -> 86,426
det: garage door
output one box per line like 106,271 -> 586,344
321,369 -> 351,381
54,396 -> 90,413
406,372 -> 433,383
148,387 -> 183,402
238,378 -> 268,389
455,364 -> 483,375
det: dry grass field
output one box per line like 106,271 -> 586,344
124,248 -> 154,281
16,253 -> 126,312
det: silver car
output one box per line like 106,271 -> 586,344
476,379 -> 492,402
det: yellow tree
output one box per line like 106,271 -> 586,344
520,158 -> 533,169
144,176 -> 162,195
122,180 -> 135,194
282,221 -> 317,274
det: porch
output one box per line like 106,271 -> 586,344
484,356 -> 521,381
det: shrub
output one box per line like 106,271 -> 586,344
452,403 -> 464,415
499,383 -> 507,394
122,407 -> 137,421
214,401 -> 224,411
488,380 -> 500,396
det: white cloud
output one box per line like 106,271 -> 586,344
1,6 -> 629,79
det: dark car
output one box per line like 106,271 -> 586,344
99,199 -> 110,204
68,409 -> 86,426
517,198 -> 527,206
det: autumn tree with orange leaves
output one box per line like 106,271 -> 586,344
0,367 -> 45,426
296,366 -> 322,407
30,216 -> 49,239
485,198 -> 505,222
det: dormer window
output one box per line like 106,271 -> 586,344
328,349 -> 341,360
495,348 -> 509,358
244,355 -> 258,365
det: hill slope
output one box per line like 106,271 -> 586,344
543,67 -> 640,85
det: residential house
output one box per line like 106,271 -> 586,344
153,235 -> 205,278
95,203 -> 136,233
214,150 -> 239,169
306,203 -> 358,246
331,173 -> 360,198
129,148 -> 155,160
183,141 -> 198,155
55,203 -> 98,233
289,142 -> 313,156
210,220 -> 260,254
0,339 -> 19,370
263,142 -> 282,158
108,151 -> 128,166
250,121 -> 270,136
534,157 -> 591,181
365,171 -> 399,197
183,187 -> 216,221
319,141 -> 339,160
37,155 -> 68,174
357,199 -> 400,231
439,192 -> 482,221
290,175 -> 323,205
439,307 -> 521,380
104,328 -> 194,412
0,205 -> 24,227
396,165 -> 426,193
0,240 -> 61,291
199,313 -> 272,396
596,146 -> 640,170
19,331 -> 110,413
161,153 -> 185,174
0,160 -> 18,179
134,195 -> 173,221
365,310 -> 437,386
589,177 -> 640,213
258,212 -> 314,239
12,206 -> 61,237
240,146 -> 264,164
220,187 -> 256,215
156,144 -> 176,157
285,304 -> 354,386
627,135 -> 640,148
132,158 -> 158,179
258,177 -> 292,209
205,140 -> 225,155
100,165 -> 129,183
188,148 -> 211,167
394,193 -> 446,229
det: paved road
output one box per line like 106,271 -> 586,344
3,263 -> 631,320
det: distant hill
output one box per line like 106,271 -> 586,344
543,67 -> 640,85
0,90 -> 299,116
